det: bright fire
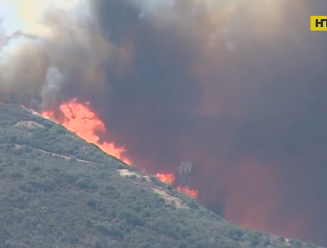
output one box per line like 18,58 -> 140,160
177,186 -> 198,199
156,173 -> 198,198
156,173 -> 175,184
1,98 -> 198,198
41,98 -> 132,165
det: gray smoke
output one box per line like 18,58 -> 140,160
1,0 -> 327,245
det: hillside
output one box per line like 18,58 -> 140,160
0,103 -> 323,248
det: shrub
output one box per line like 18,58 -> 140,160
119,209 -> 144,226
96,224 -> 124,239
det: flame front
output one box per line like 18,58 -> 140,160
0,98 -> 198,198
156,172 -> 198,198
177,186 -> 198,199
41,98 -> 132,165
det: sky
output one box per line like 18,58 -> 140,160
0,0 -> 327,245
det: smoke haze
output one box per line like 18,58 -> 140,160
1,0 -> 327,245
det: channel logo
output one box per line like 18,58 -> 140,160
311,16 -> 327,31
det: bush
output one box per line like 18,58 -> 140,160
290,239 -> 302,246
226,227 -> 245,241
30,178 -> 56,192
96,224 -> 124,239
119,209 -> 143,226
87,200 -> 99,210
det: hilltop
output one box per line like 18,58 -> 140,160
0,103 -> 323,248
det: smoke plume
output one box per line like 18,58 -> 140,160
1,0 -> 327,245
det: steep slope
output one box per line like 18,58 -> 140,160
0,103 -> 323,248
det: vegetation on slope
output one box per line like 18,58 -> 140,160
0,104 -> 323,248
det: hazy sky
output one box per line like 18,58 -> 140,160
0,0 -> 327,245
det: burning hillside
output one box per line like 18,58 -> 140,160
40,98 -> 132,165
1,0 -> 327,245
39,98 -> 197,198
2,102 -> 322,248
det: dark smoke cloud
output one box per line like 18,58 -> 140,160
88,0 -> 327,245
1,0 -> 327,245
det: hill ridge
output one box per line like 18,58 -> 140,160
0,103 -> 323,248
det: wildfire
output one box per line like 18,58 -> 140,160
156,173 -> 175,184
177,186 -> 198,198
41,98 -> 132,165
156,173 -> 198,198
1,98 -> 198,198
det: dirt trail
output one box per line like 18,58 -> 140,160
14,144 -> 97,164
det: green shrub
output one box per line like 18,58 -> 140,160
119,209 -> 143,226
96,224 -> 124,239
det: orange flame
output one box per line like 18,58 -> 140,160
177,186 -> 198,198
156,173 -> 175,184
156,172 -> 198,198
41,98 -> 132,165
1,99 -> 198,198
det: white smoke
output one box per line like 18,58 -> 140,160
41,66 -> 64,109
0,0 -> 309,110
0,0 -> 111,109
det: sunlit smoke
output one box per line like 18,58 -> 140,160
1,0 -> 327,245
0,0 -> 115,109
0,0 -> 88,37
